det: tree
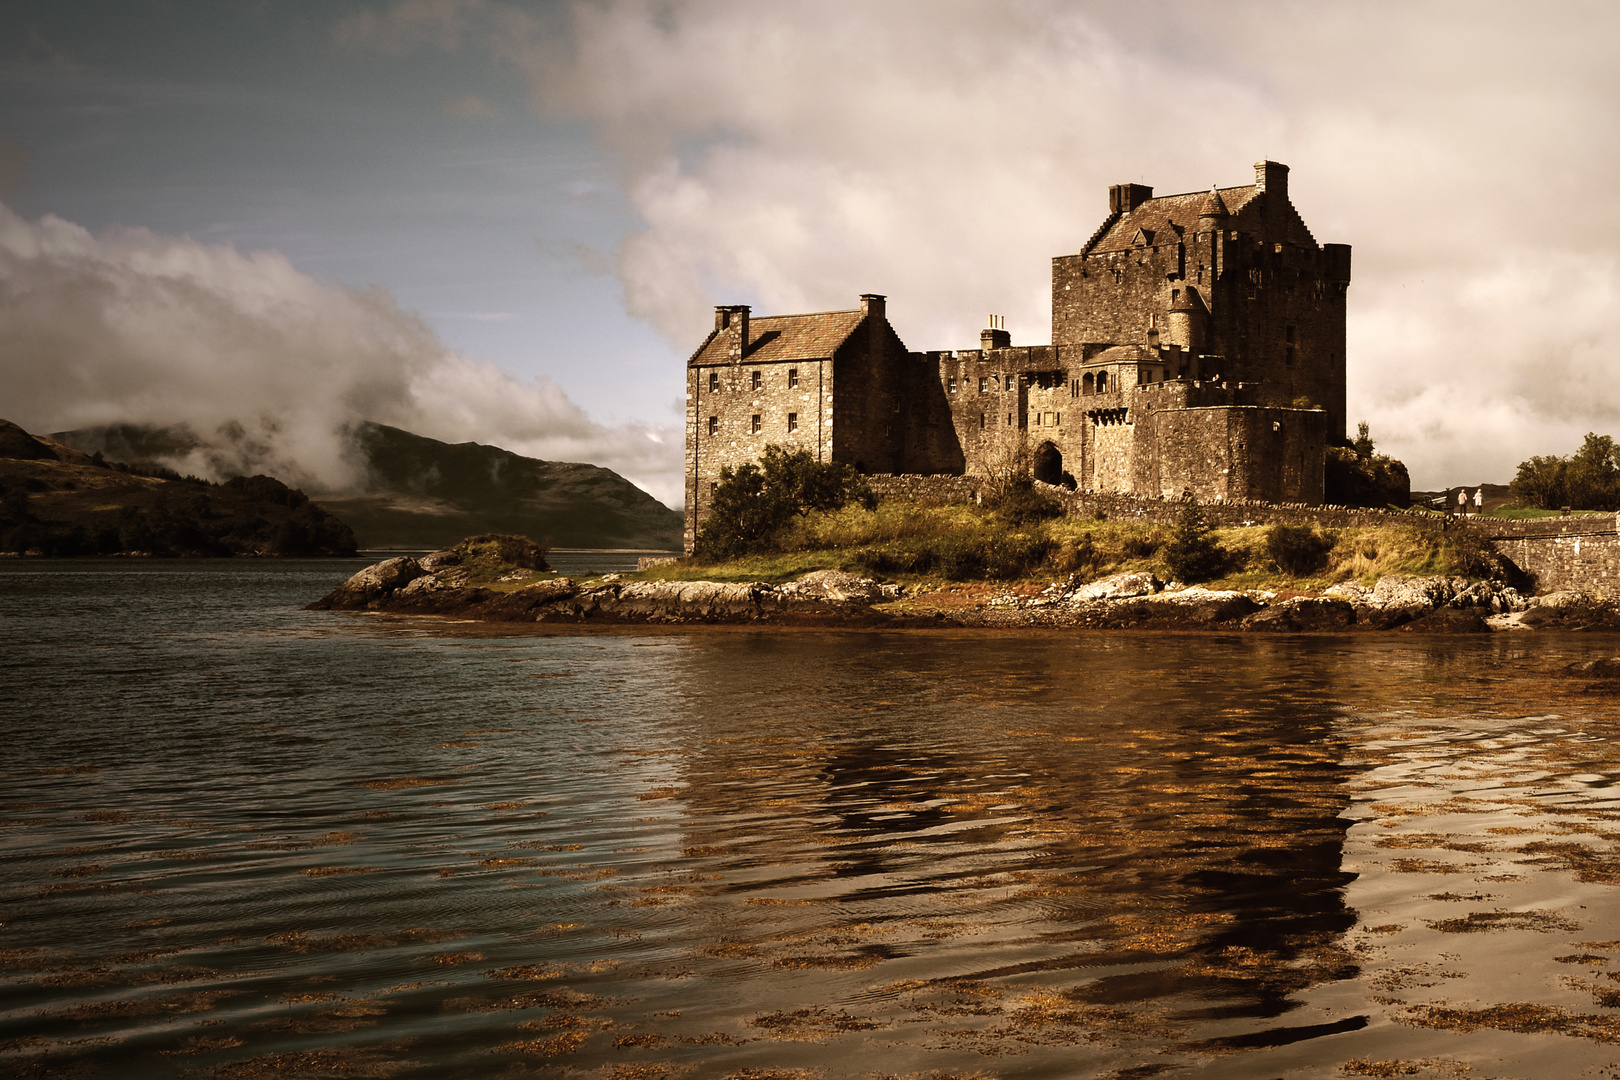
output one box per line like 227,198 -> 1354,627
1566,433 -> 1620,510
1509,454 -> 1567,510
696,445 -> 874,559
1352,420 -> 1375,461
1509,433 -> 1620,511
1325,421 -> 1410,508
1162,501 -> 1225,583
759,444 -> 874,518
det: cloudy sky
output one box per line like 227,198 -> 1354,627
2,0 -> 1617,503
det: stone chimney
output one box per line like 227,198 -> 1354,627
1108,183 -> 1153,214
860,293 -> 886,321
981,314 -> 1010,351
1253,160 -> 1288,198
715,304 -> 749,361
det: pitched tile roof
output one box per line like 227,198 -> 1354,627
1087,185 -> 1260,254
690,309 -> 866,365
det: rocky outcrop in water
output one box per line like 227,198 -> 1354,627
310,557 -> 906,625
939,572 -> 1538,632
312,547 -> 1613,632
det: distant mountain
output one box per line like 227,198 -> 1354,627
0,419 -> 357,557
50,421 -> 683,552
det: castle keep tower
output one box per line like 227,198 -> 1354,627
1053,160 -> 1352,439
684,161 -> 1349,551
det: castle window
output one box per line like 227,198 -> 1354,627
1005,375 -> 1015,392
1083,373 -> 1094,394
709,482 -> 717,496
750,414 -> 761,434
709,371 -> 719,392
1056,413 -> 1061,426
1097,372 -> 1108,393
948,376 -> 957,394
979,376 -> 988,393
979,413 -> 986,429
788,412 -> 798,432
788,368 -> 799,388
707,415 -> 718,435
750,370 -> 762,391
1007,413 -> 1013,426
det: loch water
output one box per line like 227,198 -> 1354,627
4,560 -> 1620,1079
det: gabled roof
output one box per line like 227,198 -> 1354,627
1086,184 -> 1265,255
690,309 -> 866,365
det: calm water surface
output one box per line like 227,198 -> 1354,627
4,561 -> 1620,1079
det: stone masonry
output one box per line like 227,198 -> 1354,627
686,161 -> 1349,553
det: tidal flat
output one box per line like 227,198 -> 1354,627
4,560 -> 1620,1079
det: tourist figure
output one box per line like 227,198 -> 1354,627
1475,488 -> 1484,514
1458,489 -> 1468,515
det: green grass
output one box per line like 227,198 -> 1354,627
633,502 -> 1500,591
1479,505 -> 1609,519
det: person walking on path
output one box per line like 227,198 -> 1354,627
1474,488 -> 1484,514
1458,489 -> 1469,515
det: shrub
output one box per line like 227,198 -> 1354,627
1121,532 -> 1161,558
1265,523 -> 1335,577
446,533 -> 549,570
986,478 -> 1060,526
697,445 -> 874,559
1161,502 -> 1225,583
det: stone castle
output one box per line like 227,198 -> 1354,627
684,160 -> 1351,552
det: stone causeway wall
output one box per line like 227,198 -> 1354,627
864,473 -> 1620,595
1473,514 -> 1620,596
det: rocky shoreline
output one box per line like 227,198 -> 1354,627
309,549 -> 1620,633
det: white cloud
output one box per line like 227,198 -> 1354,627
347,0 -> 1620,487
0,202 -> 683,505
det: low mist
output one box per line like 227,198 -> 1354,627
0,202 -> 684,506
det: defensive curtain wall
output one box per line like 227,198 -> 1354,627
685,161 -> 1347,554
862,476 -> 1620,596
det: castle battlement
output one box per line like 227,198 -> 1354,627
684,161 -> 1347,553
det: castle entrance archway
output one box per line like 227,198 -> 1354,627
1033,441 -> 1063,486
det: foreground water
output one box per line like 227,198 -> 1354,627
4,561 -> 1620,1079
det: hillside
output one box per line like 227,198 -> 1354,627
50,421 -> 683,552
0,420 -> 357,557
317,423 -> 682,550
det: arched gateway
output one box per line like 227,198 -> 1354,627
1033,441 -> 1063,486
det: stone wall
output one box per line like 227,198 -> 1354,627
1472,514 -> 1620,595
864,474 -> 981,505
685,356 -> 832,552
